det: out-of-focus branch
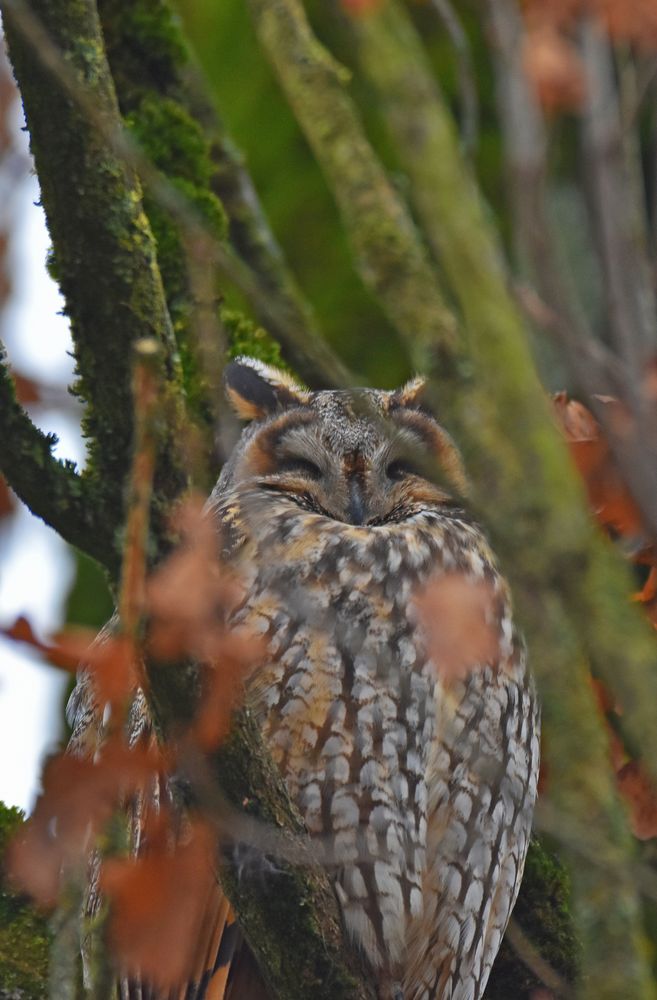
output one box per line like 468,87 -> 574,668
428,0 -> 479,156
205,711 -> 377,1000
580,18 -> 657,371
245,0 -> 459,375
489,2 -> 657,552
119,339 -> 161,643
208,126 -> 353,388
504,919 -> 573,999
343,4 -> 657,996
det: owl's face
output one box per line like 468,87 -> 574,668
218,358 -> 466,527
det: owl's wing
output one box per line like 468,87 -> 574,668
66,639 -> 269,1000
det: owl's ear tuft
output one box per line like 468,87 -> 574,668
224,357 -> 308,421
388,375 -> 428,412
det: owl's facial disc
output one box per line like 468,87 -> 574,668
236,414 -> 455,525
222,358 -> 467,524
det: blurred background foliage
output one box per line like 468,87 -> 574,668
178,0 -> 503,388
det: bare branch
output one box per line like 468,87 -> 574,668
504,919 -> 574,999
580,17 -> 657,369
202,110 -> 353,388
0,345 -> 113,568
246,0 -> 459,375
428,0 -> 479,156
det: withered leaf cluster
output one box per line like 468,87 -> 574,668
3,497 -> 260,987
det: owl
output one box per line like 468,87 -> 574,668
69,356 -> 540,1000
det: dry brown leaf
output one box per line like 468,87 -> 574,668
596,0 -> 657,47
340,0 -> 383,15
617,760 -> 657,840
1,616 -> 89,671
530,989 -> 556,1000
5,739 -> 161,907
192,630 -> 263,750
523,24 -> 586,114
101,818 -> 215,987
12,371 -> 42,406
1,617 -> 139,709
553,393 -> 644,538
635,565 -> 657,630
82,633 -> 140,711
414,574 -> 500,684
0,476 -> 14,519
146,497 -> 240,663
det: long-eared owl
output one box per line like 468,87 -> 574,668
207,357 -> 540,999
69,356 -> 539,1000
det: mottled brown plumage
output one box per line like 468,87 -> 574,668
69,357 -> 539,1000
208,358 -> 539,999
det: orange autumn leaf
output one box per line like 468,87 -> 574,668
81,633 -> 140,710
1,616 -> 139,708
340,0 -> 383,16
523,24 -> 586,114
1,615 -> 90,671
12,371 -> 42,406
101,818 -> 215,987
617,760 -> 657,840
192,629 -> 264,750
635,566 -> 657,630
523,0 -> 657,49
0,476 -> 14,519
553,392 -> 644,538
414,574 -> 501,684
595,0 -> 657,47
146,497 -> 240,663
5,739 -> 160,907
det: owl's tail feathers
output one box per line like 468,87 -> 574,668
118,879 -> 271,1000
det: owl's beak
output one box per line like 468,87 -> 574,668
346,476 -> 367,525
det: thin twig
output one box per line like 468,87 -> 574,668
580,17 -> 657,368
119,339 -> 162,643
428,0 -> 479,156
489,0 -> 657,549
505,918 -> 573,999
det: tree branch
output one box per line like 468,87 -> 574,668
344,4 -> 657,996
428,0 -> 479,156
0,0 -> 189,565
99,0 -> 352,392
0,346 -> 115,569
244,0 -> 459,374
580,17 -> 657,369
208,126 -> 353,389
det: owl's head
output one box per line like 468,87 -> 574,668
217,357 -> 466,526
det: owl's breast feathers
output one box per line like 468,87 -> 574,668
210,488 -> 540,1000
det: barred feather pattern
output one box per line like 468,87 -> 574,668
68,361 -> 539,1000
208,490 -> 539,1000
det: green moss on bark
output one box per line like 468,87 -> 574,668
222,308 -> 287,371
1,0 -> 189,569
0,804 -> 50,1000
246,0 -> 457,375
485,840 -> 579,998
